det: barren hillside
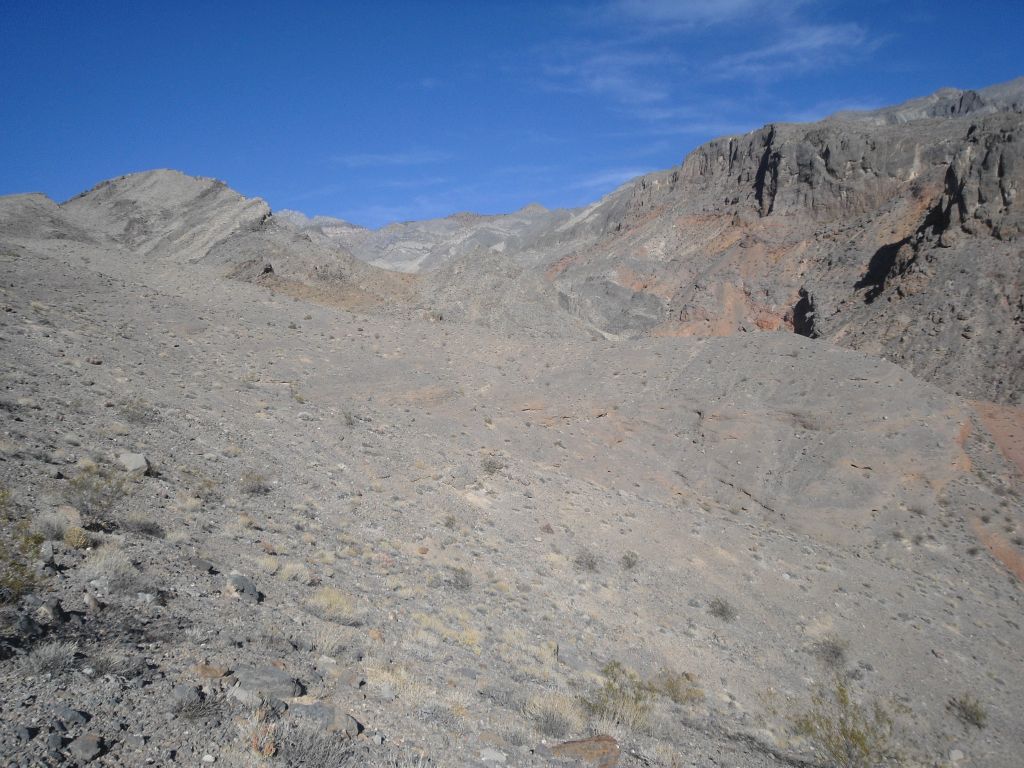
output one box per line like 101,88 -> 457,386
0,79 -> 1022,768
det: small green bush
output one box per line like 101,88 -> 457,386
1,491 -> 47,604
793,676 -> 896,768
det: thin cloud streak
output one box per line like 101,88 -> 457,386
331,150 -> 452,168
712,23 -> 871,78
610,0 -> 784,26
540,48 -> 675,105
567,167 -> 651,191
375,176 -> 450,190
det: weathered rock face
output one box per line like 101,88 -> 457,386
61,169 -> 271,262
520,83 -> 1024,403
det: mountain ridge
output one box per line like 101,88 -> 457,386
2,77 -> 1022,401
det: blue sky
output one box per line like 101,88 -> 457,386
1,1 -> 1020,228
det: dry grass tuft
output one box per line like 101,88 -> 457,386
582,661 -> 652,732
524,693 -> 585,738
650,668 -> 704,705
238,706 -> 278,758
239,471 -> 272,496
66,465 -> 126,521
278,560 -> 313,584
276,720 -> 356,766
22,640 -> 78,676
63,526 -> 90,549
120,515 -> 165,538
31,512 -> 67,541
792,676 -> 896,768
82,547 -> 149,594
307,586 -> 362,625
947,694 -> 987,729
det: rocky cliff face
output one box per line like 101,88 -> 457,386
523,81 -> 1024,403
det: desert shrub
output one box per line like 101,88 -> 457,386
63,526 -> 90,549
574,547 -> 600,573
447,567 -> 472,590
180,467 -> 222,502
812,635 -> 848,669
307,586 -> 362,625
174,692 -> 224,721
621,550 -> 640,570
277,561 -> 312,584
419,702 -> 463,732
120,515 -> 164,538
649,668 -> 704,705
582,661 -> 652,731
947,694 -> 987,729
707,597 -> 737,622
238,706 -> 278,758
22,640 -> 78,676
524,693 -> 585,738
240,471 -> 272,496
793,676 -> 896,768
66,465 -> 126,521
88,648 -> 142,678
1,495 -> 46,604
481,456 -> 505,475
276,719 -> 356,766
81,548 -> 149,594
120,397 -> 157,424
30,512 -> 67,541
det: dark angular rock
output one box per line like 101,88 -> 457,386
68,732 -> 104,762
55,705 -> 90,727
45,730 -> 64,754
230,666 -> 303,703
225,571 -> 261,603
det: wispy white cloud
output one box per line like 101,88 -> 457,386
331,150 -> 451,168
541,49 -> 675,105
781,98 -> 885,123
373,176 -> 450,190
567,167 -> 650,190
609,0 -> 789,27
712,23 -> 871,78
